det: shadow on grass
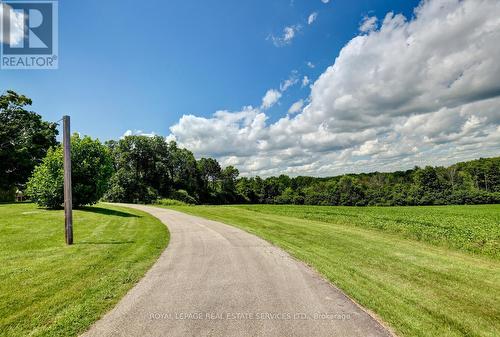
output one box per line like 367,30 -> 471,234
78,206 -> 140,218
76,240 -> 135,245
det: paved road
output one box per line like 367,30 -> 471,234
82,204 -> 393,337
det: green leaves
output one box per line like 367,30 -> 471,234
0,90 -> 58,195
26,135 -> 113,209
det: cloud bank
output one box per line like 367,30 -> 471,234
168,0 -> 500,177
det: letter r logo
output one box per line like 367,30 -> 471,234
2,1 -> 55,55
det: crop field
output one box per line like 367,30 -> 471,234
236,204 -> 500,258
168,204 -> 500,337
0,203 -> 168,337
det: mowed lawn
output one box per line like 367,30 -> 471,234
0,203 -> 168,337
169,204 -> 500,337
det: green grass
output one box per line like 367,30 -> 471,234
166,204 -> 500,337
0,203 -> 168,337
155,198 -> 190,206
236,204 -> 500,259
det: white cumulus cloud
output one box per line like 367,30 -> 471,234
169,0 -> 500,177
268,25 -> 301,47
288,99 -> 304,114
359,15 -> 378,33
280,71 -> 299,92
308,12 -> 318,25
302,76 -> 310,87
122,130 -> 157,138
261,89 -> 282,109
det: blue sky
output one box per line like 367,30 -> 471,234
2,0 -> 418,138
2,0 -> 500,176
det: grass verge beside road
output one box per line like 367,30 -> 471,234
0,203 -> 168,337
167,204 -> 500,337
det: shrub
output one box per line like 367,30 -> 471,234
170,189 -> 197,204
156,198 -> 189,206
26,135 -> 113,209
26,147 -> 64,208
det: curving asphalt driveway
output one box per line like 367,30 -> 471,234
82,204 -> 393,337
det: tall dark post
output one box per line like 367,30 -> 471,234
63,115 -> 73,245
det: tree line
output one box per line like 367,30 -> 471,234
1,90 -> 499,207
0,91 -> 58,201
234,158 -> 500,206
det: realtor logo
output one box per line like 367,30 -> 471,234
1,1 -> 58,69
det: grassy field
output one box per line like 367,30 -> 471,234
0,203 -> 168,337
168,204 -> 500,337
236,204 -> 500,258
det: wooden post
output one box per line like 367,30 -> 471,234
63,115 -> 73,245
